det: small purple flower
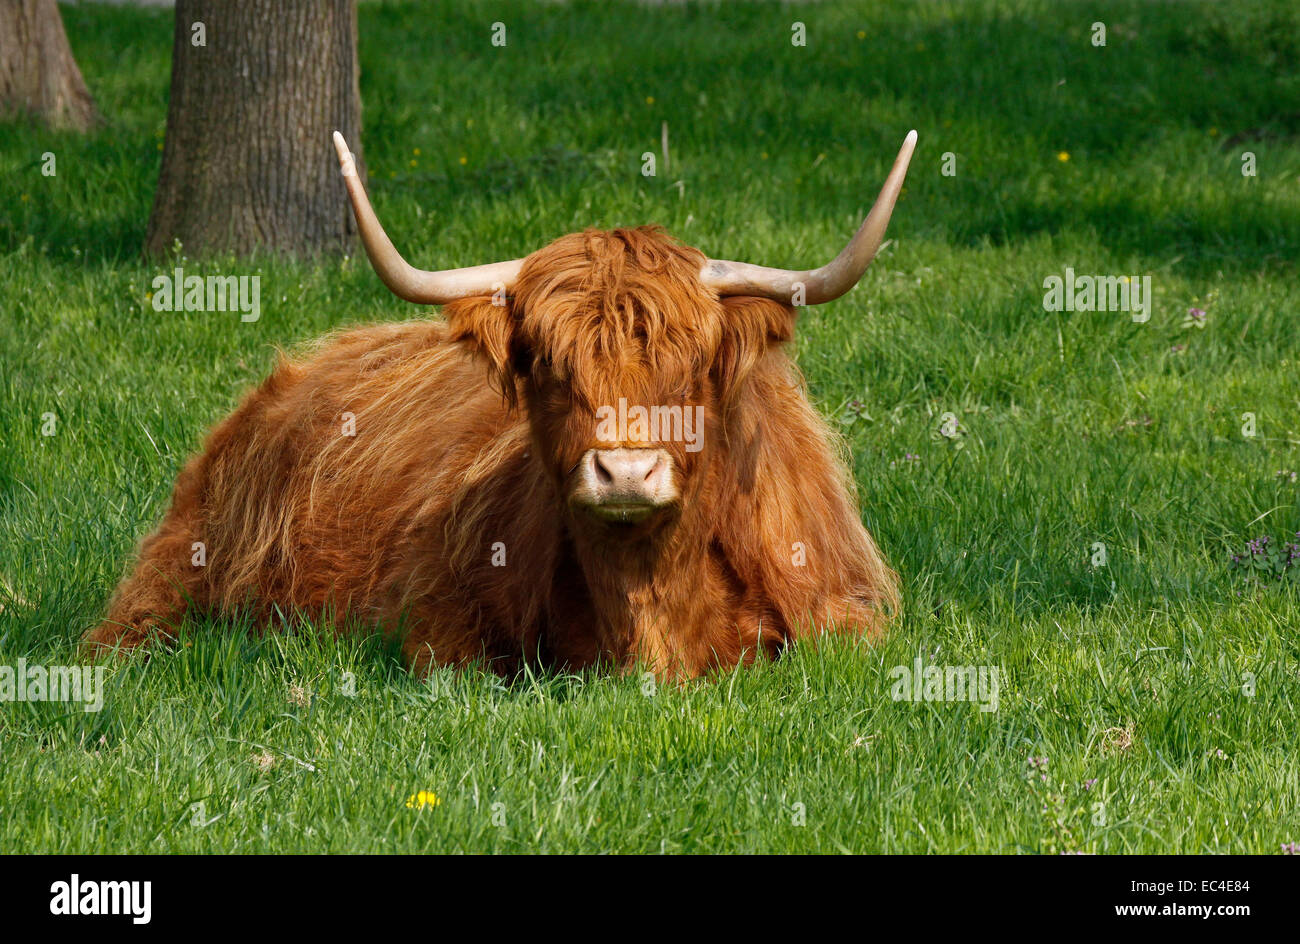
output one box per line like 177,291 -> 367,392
1282,842 -> 1299,855
1187,307 -> 1207,322
1082,778 -> 1098,791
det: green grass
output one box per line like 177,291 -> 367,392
1,0 -> 1298,853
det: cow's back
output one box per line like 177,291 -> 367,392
193,319 -> 528,628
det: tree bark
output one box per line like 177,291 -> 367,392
145,0 -> 363,258
0,0 -> 101,131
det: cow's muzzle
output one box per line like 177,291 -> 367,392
571,448 -> 677,523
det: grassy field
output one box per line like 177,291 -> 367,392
1,0 -> 1298,853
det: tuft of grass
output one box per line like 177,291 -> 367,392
0,0 -> 1297,853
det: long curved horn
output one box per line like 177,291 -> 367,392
332,132 -> 523,304
700,130 -> 917,305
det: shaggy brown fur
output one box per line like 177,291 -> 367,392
83,227 -> 898,677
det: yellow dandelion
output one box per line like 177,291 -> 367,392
413,147 -> 421,156
458,155 -> 468,165
1057,151 -> 1070,162
405,790 -> 441,809
645,96 -> 655,106
1208,127 -> 1218,137
761,152 -> 769,160
856,30 -> 866,40
408,159 -> 417,168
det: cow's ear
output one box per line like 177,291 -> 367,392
713,297 -> 796,408
444,296 -> 523,408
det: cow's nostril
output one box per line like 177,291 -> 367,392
587,448 -> 669,502
576,448 -> 675,521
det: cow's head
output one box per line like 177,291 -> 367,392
331,131 -> 915,534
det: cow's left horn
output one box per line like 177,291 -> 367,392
700,129 -> 917,305
332,132 -> 523,304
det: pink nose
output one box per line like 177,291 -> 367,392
570,448 -> 677,523
590,448 -> 669,502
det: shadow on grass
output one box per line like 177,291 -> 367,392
4,0 -> 1296,275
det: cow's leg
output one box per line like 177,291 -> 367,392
82,474 -> 207,658
400,596 -> 536,678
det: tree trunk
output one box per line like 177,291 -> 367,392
0,0 -> 101,131
145,0 -> 363,258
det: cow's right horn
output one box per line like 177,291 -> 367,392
700,130 -> 917,305
332,132 -> 523,305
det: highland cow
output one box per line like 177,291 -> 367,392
82,130 -> 916,678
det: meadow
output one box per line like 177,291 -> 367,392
0,0 -> 1297,853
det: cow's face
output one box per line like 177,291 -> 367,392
447,227 -> 794,535
334,131 -> 913,535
